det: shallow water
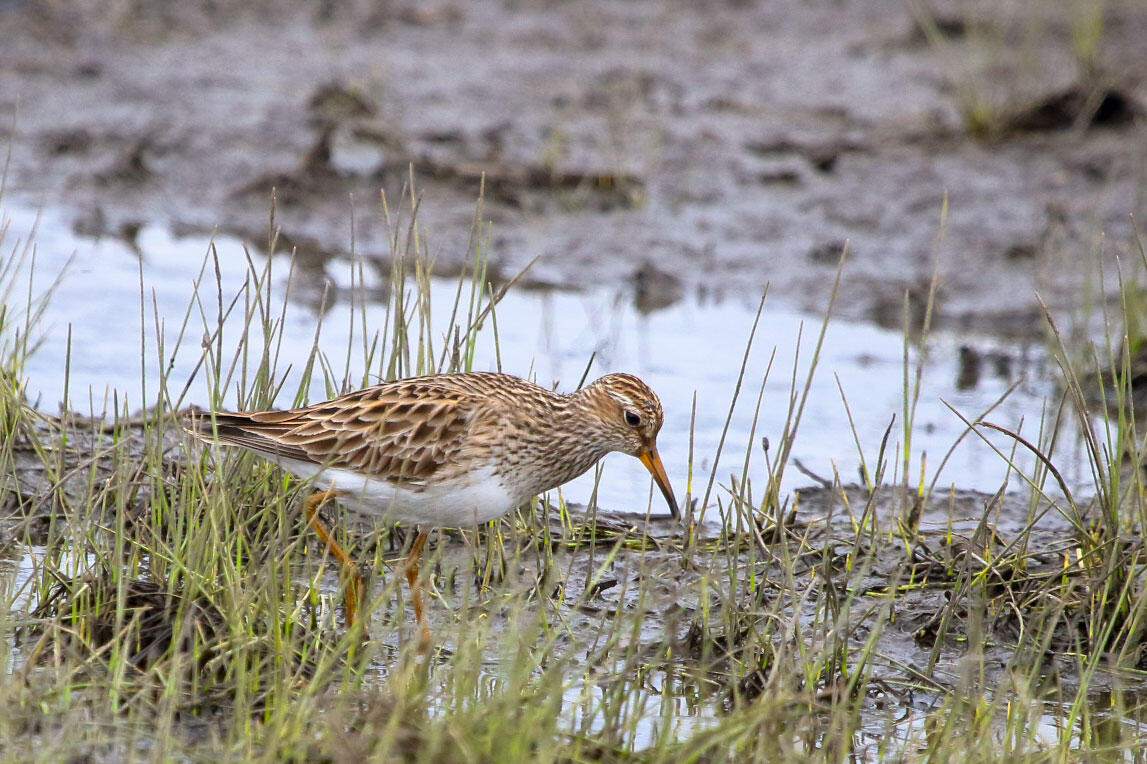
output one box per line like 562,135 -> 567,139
3,200 -> 1085,515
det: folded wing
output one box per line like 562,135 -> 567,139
186,383 -> 476,484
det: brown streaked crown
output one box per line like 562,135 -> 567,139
570,373 -> 666,457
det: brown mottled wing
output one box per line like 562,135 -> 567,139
187,382 -> 476,483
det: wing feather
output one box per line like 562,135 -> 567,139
185,380 -> 480,483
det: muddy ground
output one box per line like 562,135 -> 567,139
2,3 -> 1147,748
1,0 -> 1145,335
0,410 -> 1119,736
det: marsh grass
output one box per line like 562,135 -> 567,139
2,186 -> 1147,762
905,0 -> 1119,138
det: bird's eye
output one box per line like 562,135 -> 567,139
624,410 -> 642,427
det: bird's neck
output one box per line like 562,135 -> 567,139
547,387 -> 614,479
506,386 -> 613,499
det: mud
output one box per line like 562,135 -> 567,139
6,408 -> 1131,746
2,1 -> 1147,751
1,0 -> 1145,334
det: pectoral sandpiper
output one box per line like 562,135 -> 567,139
186,371 -> 678,647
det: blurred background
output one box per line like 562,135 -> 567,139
1,0 -> 1145,507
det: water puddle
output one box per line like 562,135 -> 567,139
0,199 -> 1137,753
1,200 -> 1086,514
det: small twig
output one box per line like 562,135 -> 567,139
792,458 -> 832,489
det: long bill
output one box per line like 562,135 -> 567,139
638,446 -> 679,519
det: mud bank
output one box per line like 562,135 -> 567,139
1,0 -> 1144,335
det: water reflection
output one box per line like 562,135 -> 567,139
956,345 -> 981,390
631,261 -> 683,315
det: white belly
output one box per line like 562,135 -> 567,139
273,458 -> 517,527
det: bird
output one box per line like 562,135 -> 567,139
185,371 -> 678,648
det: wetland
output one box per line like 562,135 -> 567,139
2,1 -> 1147,761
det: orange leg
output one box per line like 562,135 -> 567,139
403,530 -> 432,650
302,489 -> 365,628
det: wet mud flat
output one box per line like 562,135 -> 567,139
3,407 -> 1146,759
1,0 -> 1147,757
1,0 -> 1145,335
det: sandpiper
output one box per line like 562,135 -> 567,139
186,371 -> 678,647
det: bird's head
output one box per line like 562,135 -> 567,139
580,373 -> 678,519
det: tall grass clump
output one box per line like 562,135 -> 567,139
0,185 -> 527,758
906,0 -> 1118,138
914,230 -> 1147,758
0,184 -> 704,761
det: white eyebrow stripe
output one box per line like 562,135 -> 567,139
606,389 -> 634,406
